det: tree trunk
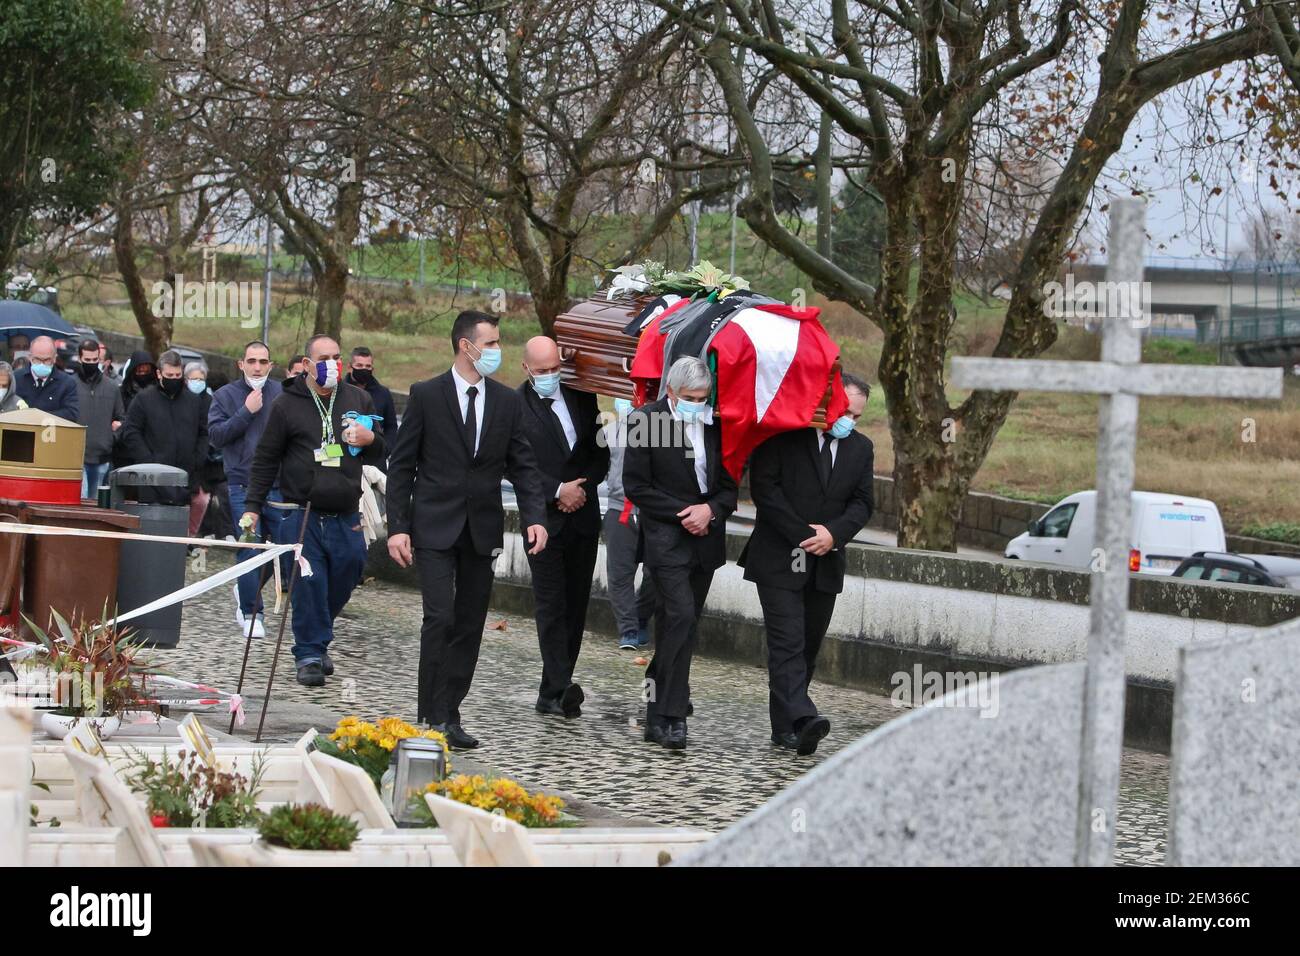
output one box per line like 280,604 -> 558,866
113,204 -> 170,356
314,258 -> 348,341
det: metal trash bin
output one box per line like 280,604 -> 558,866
111,464 -> 190,648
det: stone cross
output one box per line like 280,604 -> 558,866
951,199 -> 1282,866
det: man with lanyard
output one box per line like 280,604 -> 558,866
242,334 -> 386,687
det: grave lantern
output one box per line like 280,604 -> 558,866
388,736 -> 447,826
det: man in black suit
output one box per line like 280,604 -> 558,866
517,336 -> 609,718
386,310 -> 549,750
739,374 -> 874,756
623,356 -> 738,751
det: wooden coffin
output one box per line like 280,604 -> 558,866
554,295 -> 649,401
554,292 -> 840,425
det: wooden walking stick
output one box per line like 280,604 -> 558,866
252,503 -> 312,741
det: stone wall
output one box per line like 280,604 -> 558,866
866,475 -> 1050,551
367,509 -> 1300,752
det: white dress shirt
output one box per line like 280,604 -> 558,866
450,365 -> 485,454
672,401 -> 711,494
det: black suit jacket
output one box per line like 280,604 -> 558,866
622,398 -> 738,571
386,370 -> 547,555
517,382 -> 608,537
739,427 -> 874,593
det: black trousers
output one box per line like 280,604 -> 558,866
415,523 -> 496,726
756,579 -> 837,734
644,562 -> 713,724
527,523 -> 600,702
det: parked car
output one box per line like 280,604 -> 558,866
1004,491 -> 1226,575
1171,551 -> 1300,589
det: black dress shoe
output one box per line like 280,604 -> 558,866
795,715 -> 831,756
664,719 -> 687,750
560,683 -> 584,718
433,722 -> 479,750
321,653 -> 335,677
770,731 -> 799,750
535,697 -> 566,717
296,660 -> 325,687
645,722 -> 671,746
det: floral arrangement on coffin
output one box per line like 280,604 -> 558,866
258,803 -> 359,851
413,773 -> 568,828
23,610 -> 160,739
315,716 -> 450,788
122,748 -> 265,829
606,260 -> 749,300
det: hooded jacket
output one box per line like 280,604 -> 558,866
245,374 -> 385,514
74,364 -> 126,464
119,349 -> 157,410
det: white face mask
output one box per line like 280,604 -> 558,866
0,387 -> 7,401
245,374 -> 267,390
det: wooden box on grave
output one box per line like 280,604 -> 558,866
553,293 -> 840,425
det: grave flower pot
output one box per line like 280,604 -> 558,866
40,712 -> 121,740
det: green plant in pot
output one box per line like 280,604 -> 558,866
258,803 -> 359,852
122,748 -> 265,828
25,609 -> 160,740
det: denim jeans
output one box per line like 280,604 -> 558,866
82,461 -> 110,501
227,484 -> 287,616
278,509 -> 367,664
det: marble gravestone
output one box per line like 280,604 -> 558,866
1167,617 -> 1300,866
679,664 -> 1085,866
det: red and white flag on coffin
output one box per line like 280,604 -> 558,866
711,304 -> 847,479
629,299 -> 847,480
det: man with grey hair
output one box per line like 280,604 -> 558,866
623,355 -> 737,750
120,348 -> 208,505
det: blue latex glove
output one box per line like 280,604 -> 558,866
341,411 -> 381,455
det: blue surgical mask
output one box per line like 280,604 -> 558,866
829,415 -> 855,440
187,379 -> 207,395
531,372 -> 561,397
674,397 -> 709,423
31,363 -> 53,379
469,343 -> 501,377
613,398 -> 633,416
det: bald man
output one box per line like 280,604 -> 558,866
518,336 -> 609,718
16,335 -> 79,422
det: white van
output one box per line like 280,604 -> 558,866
1004,491 -> 1226,575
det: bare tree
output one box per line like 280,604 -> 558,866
185,0 -> 425,341
388,0 -> 743,334
658,0 -> 1297,550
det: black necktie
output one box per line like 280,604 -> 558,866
544,397 -> 571,451
819,433 -> 833,485
464,385 -> 478,456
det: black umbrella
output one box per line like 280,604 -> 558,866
0,300 -> 76,339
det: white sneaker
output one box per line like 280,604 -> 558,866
248,615 -> 266,639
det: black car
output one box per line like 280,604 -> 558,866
1171,551 -> 1300,589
